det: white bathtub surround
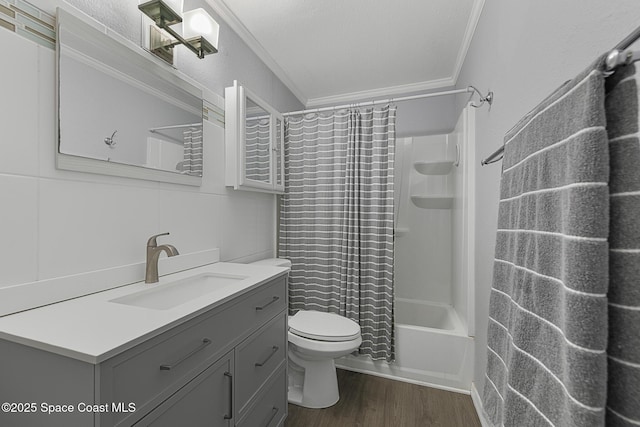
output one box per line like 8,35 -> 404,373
394,107 -> 475,333
394,135 -> 452,304
337,300 -> 474,394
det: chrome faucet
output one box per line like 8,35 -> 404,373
145,232 -> 179,284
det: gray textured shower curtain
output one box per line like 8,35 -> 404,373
244,117 -> 271,182
482,58 -> 640,426
181,127 -> 202,175
279,106 -> 396,362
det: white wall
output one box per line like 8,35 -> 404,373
454,0 -> 640,396
0,1 -> 301,295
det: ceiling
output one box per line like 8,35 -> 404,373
206,0 -> 484,107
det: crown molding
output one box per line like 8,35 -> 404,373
204,0 -> 308,105
305,77 -> 456,108
451,0 -> 486,83
205,0 -> 484,109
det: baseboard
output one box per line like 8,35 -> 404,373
336,362 -> 471,395
471,382 -> 491,427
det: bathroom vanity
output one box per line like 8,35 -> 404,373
0,263 -> 288,427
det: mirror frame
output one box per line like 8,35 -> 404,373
56,7 -> 203,186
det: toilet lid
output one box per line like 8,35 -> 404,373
289,310 -> 361,342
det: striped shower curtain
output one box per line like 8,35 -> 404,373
279,106 -> 396,362
482,57 -> 640,426
245,117 -> 271,182
181,126 -> 203,175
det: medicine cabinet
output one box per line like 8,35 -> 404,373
225,81 -> 284,194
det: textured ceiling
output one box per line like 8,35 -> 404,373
207,0 -> 483,106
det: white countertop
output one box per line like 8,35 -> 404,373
0,262 -> 288,364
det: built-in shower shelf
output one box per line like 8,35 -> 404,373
413,161 -> 454,175
411,195 -> 453,209
395,227 -> 409,237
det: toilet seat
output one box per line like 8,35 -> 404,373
288,331 -> 362,356
289,310 -> 361,342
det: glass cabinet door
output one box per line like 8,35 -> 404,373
225,80 -> 285,194
273,116 -> 284,192
243,97 -> 272,187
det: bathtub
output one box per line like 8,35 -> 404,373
336,299 -> 474,393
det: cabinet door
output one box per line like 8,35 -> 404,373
273,116 -> 285,193
225,80 -> 285,194
134,352 -> 234,427
242,94 -> 273,189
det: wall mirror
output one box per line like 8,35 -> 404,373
56,8 -> 204,186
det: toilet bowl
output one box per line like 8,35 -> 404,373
287,310 -> 362,408
250,258 -> 362,409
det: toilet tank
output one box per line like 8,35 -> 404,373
250,258 -> 292,268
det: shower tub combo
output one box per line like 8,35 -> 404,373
337,106 -> 476,394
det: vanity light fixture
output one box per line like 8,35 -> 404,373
138,0 -> 219,64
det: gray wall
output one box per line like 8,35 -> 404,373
64,0 -> 304,113
454,0 -> 640,397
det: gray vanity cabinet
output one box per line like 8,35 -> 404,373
99,275 -> 288,427
0,274 -> 288,427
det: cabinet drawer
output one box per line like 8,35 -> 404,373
101,275 -> 287,426
235,312 -> 287,416
240,276 -> 287,330
133,351 -> 233,427
237,367 -> 287,427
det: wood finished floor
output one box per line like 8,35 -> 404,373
285,369 -> 481,427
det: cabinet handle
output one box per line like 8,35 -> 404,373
263,407 -> 279,427
255,346 -> 279,367
159,338 -> 211,371
255,296 -> 279,311
224,372 -> 233,420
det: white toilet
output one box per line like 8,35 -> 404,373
250,258 -> 362,409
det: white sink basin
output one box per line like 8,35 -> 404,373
110,273 -> 248,310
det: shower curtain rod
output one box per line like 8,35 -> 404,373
480,23 -> 640,167
282,86 -> 493,117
